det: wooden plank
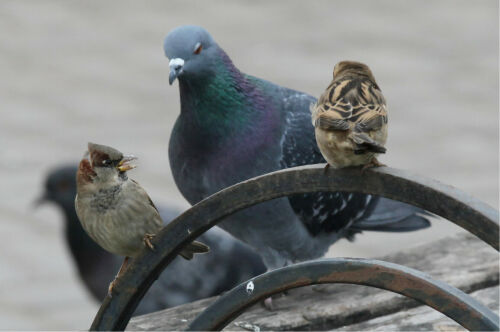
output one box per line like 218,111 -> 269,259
338,286 -> 499,331
127,233 -> 499,331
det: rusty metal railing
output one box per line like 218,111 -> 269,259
187,259 -> 499,331
89,165 -> 499,331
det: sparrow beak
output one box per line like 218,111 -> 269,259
169,58 -> 184,85
117,155 -> 138,172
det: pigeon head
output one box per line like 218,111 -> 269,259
164,25 -> 220,85
36,165 -> 78,212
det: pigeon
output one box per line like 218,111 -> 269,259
164,25 -> 430,270
37,164 -> 266,314
311,61 -> 388,171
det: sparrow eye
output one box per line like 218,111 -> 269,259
193,42 -> 202,55
102,159 -> 113,166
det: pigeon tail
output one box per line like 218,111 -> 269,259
350,198 -> 431,233
179,240 -> 210,260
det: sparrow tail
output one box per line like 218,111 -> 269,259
352,132 -> 387,154
179,240 -> 210,260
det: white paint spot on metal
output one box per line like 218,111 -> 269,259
246,281 -> 254,294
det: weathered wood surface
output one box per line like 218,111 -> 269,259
128,233 -> 499,331
338,286 -> 499,331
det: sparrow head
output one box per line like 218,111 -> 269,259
77,143 -> 137,189
35,165 -> 78,210
333,61 -> 377,84
163,25 -> 219,85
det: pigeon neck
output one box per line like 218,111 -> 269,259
177,50 -> 264,138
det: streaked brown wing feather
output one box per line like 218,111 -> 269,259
130,179 -> 159,213
315,114 -> 350,131
315,76 -> 387,134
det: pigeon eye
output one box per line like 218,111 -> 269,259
193,43 -> 202,55
57,180 -> 70,192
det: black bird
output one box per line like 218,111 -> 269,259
37,164 -> 266,315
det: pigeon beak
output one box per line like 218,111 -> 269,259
33,192 -> 49,209
117,155 -> 138,172
169,58 -> 185,85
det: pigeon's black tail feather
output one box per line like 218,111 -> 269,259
350,198 -> 432,233
180,241 -> 210,260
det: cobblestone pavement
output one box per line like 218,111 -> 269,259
0,0 -> 497,329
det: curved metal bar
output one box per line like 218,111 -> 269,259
187,258 -> 500,331
90,165 -> 499,330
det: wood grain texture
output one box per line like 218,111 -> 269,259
338,286 -> 499,331
127,232 -> 499,331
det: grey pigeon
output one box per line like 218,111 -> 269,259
37,164 -> 266,314
164,25 -> 431,270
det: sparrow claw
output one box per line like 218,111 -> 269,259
143,233 -> 156,251
361,158 -> 386,173
108,279 -> 117,297
323,163 -> 330,174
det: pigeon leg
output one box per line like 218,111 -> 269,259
143,233 -> 155,251
108,256 -> 130,296
263,296 -> 274,311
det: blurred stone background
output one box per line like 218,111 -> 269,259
0,0 -> 497,329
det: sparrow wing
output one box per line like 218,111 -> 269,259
349,79 -> 387,130
316,77 -> 388,154
316,77 -> 387,129
348,80 -> 388,154
130,179 -> 160,213
314,114 -> 350,131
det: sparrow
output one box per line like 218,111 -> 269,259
311,61 -> 388,171
37,164 -> 265,313
75,142 -> 209,294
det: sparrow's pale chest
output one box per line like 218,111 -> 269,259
89,184 -> 122,212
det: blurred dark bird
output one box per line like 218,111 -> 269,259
75,142 -> 209,294
311,61 -> 387,170
164,25 -> 430,271
37,163 -> 266,314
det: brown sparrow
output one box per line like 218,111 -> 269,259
75,142 -> 209,294
311,61 -> 388,171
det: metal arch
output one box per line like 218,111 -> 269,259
90,165 -> 499,330
187,258 -> 500,331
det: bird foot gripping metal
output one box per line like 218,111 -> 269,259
90,165 -> 499,331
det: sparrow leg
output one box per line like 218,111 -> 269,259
108,256 -> 130,296
361,158 -> 386,172
143,233 -> 156,251
323,163 -> 330,174
370,157 -> 385,167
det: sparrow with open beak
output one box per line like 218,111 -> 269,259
311,61 -> 388,171
75,142 -> 209,294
